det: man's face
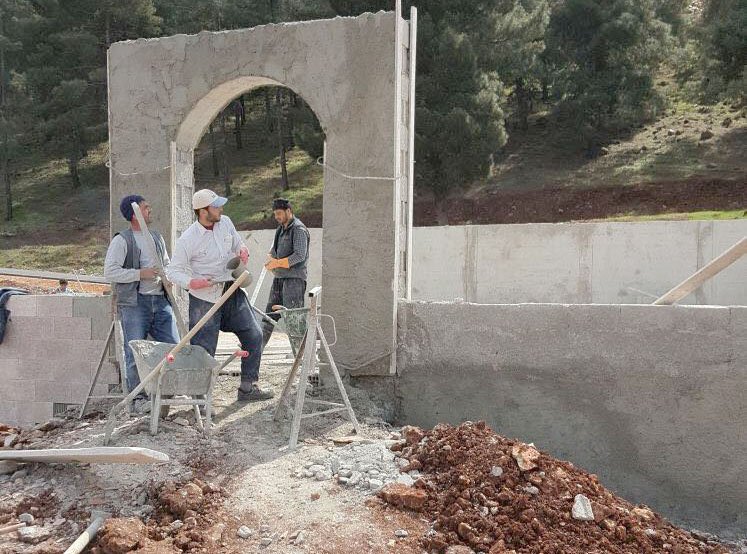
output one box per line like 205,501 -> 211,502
204,204 -> 223,223
138,201 -> 152,224
273,208 -> 292,226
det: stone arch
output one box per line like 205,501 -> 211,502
107,11 -> 415,375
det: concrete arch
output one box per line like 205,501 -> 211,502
107,11 -> 415,375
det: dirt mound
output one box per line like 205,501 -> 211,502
93,479 -> 227,554
381,422 -> 730,554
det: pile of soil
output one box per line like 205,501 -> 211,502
94,479 -> 228,554
380,422 -> 730,554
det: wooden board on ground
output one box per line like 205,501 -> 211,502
0,447 -> 169,465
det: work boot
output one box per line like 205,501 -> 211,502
131,396 -> 151,415
237,383 -> 274,402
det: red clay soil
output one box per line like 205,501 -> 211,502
415,178 -> 747,226
0,276 -> 109,294
380,422 -> 730,554
239,178 -> 746,230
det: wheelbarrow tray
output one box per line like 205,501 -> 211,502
130,340 -> 219,397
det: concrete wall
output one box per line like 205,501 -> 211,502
244,219 -> 747,306
108,12 -> 413,376
393,301 -> 747,536
0,295 -> 116,427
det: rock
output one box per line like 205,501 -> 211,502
348,472 -> 362,486
722,117 -> 732,128
169,520 -> 183,532
338,476 -> 349,485
378,483 -> 427,511
208,523 -> 226,542
523,485 -> 539,495
396,473 -> 415,487
308,464 -> 325,473
700,129 -> 714,140
4,433 -> 18,448
294,530 -> 306,545
237,525 -> 252,539
394,529 -> 408,538
706,162 -> 717,168
632,506 -> 655,520
330,457 -> 340,474
369,479 -> 384,490
572,494 -> 595,521
490,466 -> 503,477
97,518 -> 146,553
667,129 -> 676,136
457,522 -> 474,540
160,482 -> 204,517
338,468 -> 352,478
18,513 -> 34,524
12,469 -> 28,479
315,471 -> 332,481
511,444 -> 541,472
260,524 -> 271,534
173,417 -> 190,427
401,425 -> 426,445
260,537 -> 273,546
0,461 -> 19,475
17,525 -> 53,544
446,547 -> 475,554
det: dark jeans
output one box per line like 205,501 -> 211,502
119,293 -> 180,396
188,287 -> 263,384
262,277 -> 306,347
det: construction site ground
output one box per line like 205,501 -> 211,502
1,332 -> 745,553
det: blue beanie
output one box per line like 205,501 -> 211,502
120,195 -> 145,221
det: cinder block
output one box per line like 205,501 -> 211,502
36,295 -> 73,318
6,296 -> 37,317
0,359 -> 22,382
0,400 -> 17,423
29,402 -> 53,424
72,296 -> 112,319
53,317 -> 92,340
18,359 -> 48,381
28,338 -> 75,361
4,380 -> 35,401
52,359 -> 93,385
35,380 -> 72,403
4,316 -> 54,340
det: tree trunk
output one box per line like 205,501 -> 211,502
234,104 -> 243,150
515,78 -> 530,130
209,122 -> 219,176
1,137 -> 11,221
239,95 -> 246,126
221,150 -> 232,197
68,157 -> 81,188
276,88 -> 289,191
264,89 -> 274,131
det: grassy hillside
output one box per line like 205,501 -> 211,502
0,96 -> 744,274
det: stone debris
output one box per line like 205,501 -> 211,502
572,494 -> 594,521
294,440 -> 403,493
382,421 -> 730,554
237,525 -> 252,539
394,528 -> 409,538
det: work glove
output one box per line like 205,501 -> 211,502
189,278 -> 212,290
264,257 -> 290,271
238,246 -> 249,265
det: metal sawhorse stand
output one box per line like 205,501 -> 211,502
273,286 -> 360,449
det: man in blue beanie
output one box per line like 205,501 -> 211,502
104,195 -> 179,414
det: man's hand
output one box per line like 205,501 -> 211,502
189,278 -> 213,290
139,267 -> 158,280
238,246 -> 249,265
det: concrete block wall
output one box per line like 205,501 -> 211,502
394,301 -> 747,536
0,295 -> 116,427
243,219 -> 747,306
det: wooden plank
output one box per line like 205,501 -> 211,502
0,447 -> 169,465
653,237 -> 747,305
131,202 -> 188,336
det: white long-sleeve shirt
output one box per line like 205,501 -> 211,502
166,215 -> 246,303
103,231 -> 167,295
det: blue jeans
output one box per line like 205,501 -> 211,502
119,293 -> 180,396
188,288 -> 263,384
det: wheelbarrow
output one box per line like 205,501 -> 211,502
129,340 -> 247,436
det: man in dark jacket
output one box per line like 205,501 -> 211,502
262,198 -> 310,347
104,195 -> 179,413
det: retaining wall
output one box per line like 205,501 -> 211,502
393,300 -> 747,536
0,295 -> 117,427
243,219 -> 747,306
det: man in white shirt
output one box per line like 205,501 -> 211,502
104,195 -> 180,413
167,189 -> 271,402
